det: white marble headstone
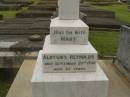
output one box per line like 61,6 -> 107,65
58,0 -> 80,20
31,0 -> 109,97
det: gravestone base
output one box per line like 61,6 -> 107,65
42,35 -> 97,73
32,52 -> 108,97
50,17 -> 89,44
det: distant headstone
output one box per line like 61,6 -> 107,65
0,4 -> 21,11
2,0 -> 33,6
117,25 -> 130,72
121,0 -> 126,3
16,11 -> 53,18
28,5 -> 56,11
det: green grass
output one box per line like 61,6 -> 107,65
0,6 -> 28,18
84,0 -> 117,2
89,31 -> 118,56
30,0 -> 40,5
0,80 -> 11,97
0,11 -> 18,18
93,4 -> 130,24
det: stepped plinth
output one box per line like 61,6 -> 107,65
31,0 -> 109,97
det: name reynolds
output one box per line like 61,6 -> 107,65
43,54 -> 95,60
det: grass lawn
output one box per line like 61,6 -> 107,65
0,6 -> 28,18
93,4 -> 130,24
89,31 -> 118,56
0,11 -> 18,18
0,80 -> 11,97
30,0 -> 40,5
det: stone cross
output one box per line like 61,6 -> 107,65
58,0 -> 80,20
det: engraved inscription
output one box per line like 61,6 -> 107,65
43,54 -> 96,72
51,29 -> 87,44
43,55 -> 95,60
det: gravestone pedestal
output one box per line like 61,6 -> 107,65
50,17 -> 89,44
42,35 -> 97,73
32,51 -> 108,97
32,0 -> 109,97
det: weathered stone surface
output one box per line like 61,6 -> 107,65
80,2 -> 90,7
0,51 -> 24,67
0,35 -> 45,52
0,4 -> 22,11
2,0 -> 33,6
28,34 -> 43,41
84,17 -> 121,30
10,40 -> 43,52
28,5 -> 56,11
80,12 -> 87,21
80,6 -> 94,11
0,41 -> 18,49
16,11 -> 54,18
53,8 -> 121,30
0,18 -> 50,35
117,25 -> 130,72
80,9 -> 115,19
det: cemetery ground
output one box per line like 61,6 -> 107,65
90,31 -> 118,56
0,3 -> 127,57
0,80 -> 11,97
0,31 -> 118,97
0,2 -> 129,23
93,3 -> 130,24
5,59 -> 130,97
0,7 -> 28,18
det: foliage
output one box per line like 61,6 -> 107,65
89,31 -> 118,56
0,80 -> 11,97
93,4 -> 130,24
0,11 -> 17,18
83,0 -> 117,2
0,6 -> 28,18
